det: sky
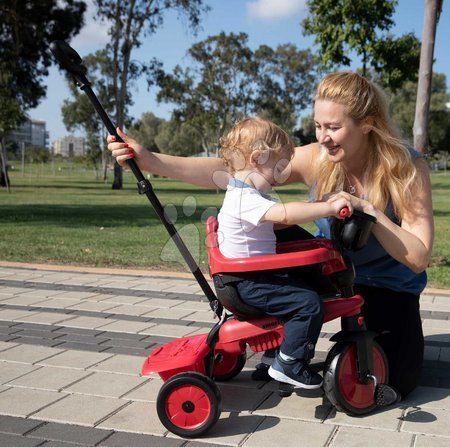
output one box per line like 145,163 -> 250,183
31,0 -> 450,144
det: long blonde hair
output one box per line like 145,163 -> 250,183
313,71 -> 422,219
220,117 -> 295,174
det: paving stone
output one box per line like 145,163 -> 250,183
99,431 -> 184,447
120,377 -> 162,402
252,387 -> 331,421
28,421 -> 112,445
88,354 -> 144,375
0,415 -> 43,435
59,316 -> 116,330
0,309 -> 40,322
400,407 -> 450,436
101,347 -> 148,357
38,350 -> 114,370
14,337 -> 65,348
55,342 -> 110,353
0,387 -> 64,417
0,340 -> 19,351
97,401 -> 166,435
96,320 -> 155,334
0,362 -> 39,384
139,323 -> 200,337
414,434 -> 450,446
0,432 -> 44,447
0,344 -> 63,364
8,366 -> 92,391
331,426 -> 413,447
63,371 -> 148,398
402,386 -> 450,410
324,405 -> 404,430
32,394 -> 127,426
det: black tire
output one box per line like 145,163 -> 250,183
157,372 -> 222,438
213,351 -> 246,381
323,341 -> 388,415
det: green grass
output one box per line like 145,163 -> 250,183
1,163 -> 449,289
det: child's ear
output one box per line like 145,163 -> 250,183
249,150 -> 262,167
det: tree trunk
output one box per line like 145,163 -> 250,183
413,0 -> 442,154
0,138 -> 11,192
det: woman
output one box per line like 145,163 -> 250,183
107,71 -> 434,398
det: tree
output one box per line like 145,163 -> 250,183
413,0 -> 443,153
154,32 -> 257,156
254,44 -> 319,134
155,119 -> 203,156
128,112 -> 165,154
302,0 -> 420,90
0,0 -> 86,188
62,50 -> 115,180
390,73 -> 450,155
93,0 -> 209,189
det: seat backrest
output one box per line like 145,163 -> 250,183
205,216 -> 346,277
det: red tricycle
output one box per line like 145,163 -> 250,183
50,40 -> 398,439
141,211 -> 396,438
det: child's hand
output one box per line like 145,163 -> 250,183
328,195 -> 353,219
107,127 -> 143,167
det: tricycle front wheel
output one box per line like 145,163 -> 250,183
323,341 -> 388,415
157,372 -> 222,438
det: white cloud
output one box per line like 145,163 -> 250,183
247,0 -> 307,21
70,0 -> 110,50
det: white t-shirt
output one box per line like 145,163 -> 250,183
217,179 -> 277,258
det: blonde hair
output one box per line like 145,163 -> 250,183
313,71 -> 422,218
220,117 -> 295,174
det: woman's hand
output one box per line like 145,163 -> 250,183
325,191 -> 377,219
107,128 -> 143,167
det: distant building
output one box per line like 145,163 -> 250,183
52,135 -> 85,157
8,118 -> 49,149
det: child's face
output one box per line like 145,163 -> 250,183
253,150 -> 292,193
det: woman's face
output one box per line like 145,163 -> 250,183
314,99 -> 367,164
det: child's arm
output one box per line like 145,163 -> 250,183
262,197 -> 351,225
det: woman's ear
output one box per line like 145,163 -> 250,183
362,117 -> 374,134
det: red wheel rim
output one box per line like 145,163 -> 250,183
213,353 -> 238,376
165,384 -> 211,429
337,345 -> 387,409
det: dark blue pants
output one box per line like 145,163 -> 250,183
236,271 -> 323,359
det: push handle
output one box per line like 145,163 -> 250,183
50,40 -> 220,315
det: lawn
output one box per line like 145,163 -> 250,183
1,162 -> 449,289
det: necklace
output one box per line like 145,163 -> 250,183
344,170 -> 358,195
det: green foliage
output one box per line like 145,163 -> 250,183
302,0 -> 420,90
0,0 -> 86,132
254,44 -> 319,132
154,32 -> 257,155
128,112 -> 165,153
155,119 -> 202,156
90,0 -> 209,188
390,73 -> 450,154
153,32 -> 319,151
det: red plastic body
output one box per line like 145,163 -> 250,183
142,216 -> 364,381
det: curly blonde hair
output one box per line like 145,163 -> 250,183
219,117 -> 295,174
313,71 -> 422,218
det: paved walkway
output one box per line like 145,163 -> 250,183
0,263 -> 449,447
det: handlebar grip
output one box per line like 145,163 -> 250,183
339,207 -> 350,218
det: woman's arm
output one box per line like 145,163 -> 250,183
107,128 -> 229,189
328,158 -> 434,273
286,142 -> 320,186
